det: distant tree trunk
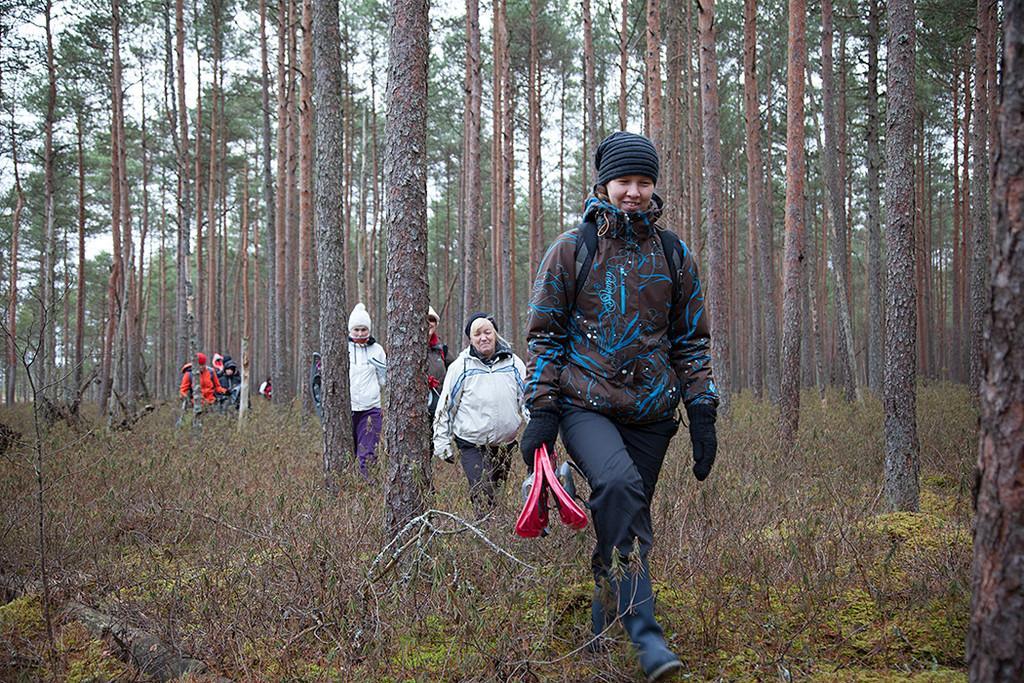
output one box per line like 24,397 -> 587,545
696,0 -> 730,414
883,0 -> 919,512
5,112 -> 22,405
75,109 -> 86,395
619,0 -> 628,131
100,0 -> 127,418
174,0 -> 191,374
582,0 -> 598,179
646,0 -> 663,150
970,0 -> 992,396
742,0 -> 764,400
951,50 -> 963,384
500,3 -> 515,339
462,0 -> 482,318
40,0 -> 58,397
778,0 -> 806,446
206,0 -> 221,351
313,0 -> 354,491
299,0 -> 318,414
274,0 -> 290,403
528,0 -> 543,280
865,0 -> 884,394
382,0 -> 431,534
259,0 -> 274,386
238,159 -> 252,426
820,0 -> 859,403
967,8 -> 1024,675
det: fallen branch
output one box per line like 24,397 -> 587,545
66,601 -> 231,683
367,508 -> 534,584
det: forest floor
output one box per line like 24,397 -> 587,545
1,385 -> 975,682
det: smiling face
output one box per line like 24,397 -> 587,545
606,174 -> 655,213
470,319 -> 496,359
351,325 -> 370,343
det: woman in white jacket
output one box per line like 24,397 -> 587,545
433,313 -> 527,516
348,303 -> 387,478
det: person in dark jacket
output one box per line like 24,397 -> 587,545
427,305 -> 451,420
520,131 -> 719,682
216,355 -> 241,409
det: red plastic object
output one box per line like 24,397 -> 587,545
538,445 -> 587,529
515,445 -> 587,537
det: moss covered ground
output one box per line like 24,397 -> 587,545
0,385 -> 975,681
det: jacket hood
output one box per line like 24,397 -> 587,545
582,191 -> 665,242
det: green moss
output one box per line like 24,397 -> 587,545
392,615 -> 457,674
808,666 -> 966,682
61,623 -> 131,683
0,595 -> 45,642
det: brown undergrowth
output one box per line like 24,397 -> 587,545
0,384 -> 975,681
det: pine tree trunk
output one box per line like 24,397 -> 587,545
742,0 -> 764,400
5,114 -> 21,405
883,0 -> 919,512
779,0 -> 806,446
645,0 -> 662,150
967,8 -> 1024,674
174,0 -> 191,377
820,0 -> 859,403
299,0 -> 318,414
527,0 -> 543,281
619,0 -> 628,131
274,0 -> 290,403
696,0 -> 730,414
382,0 -> 431,534
238,159 -> 252,426
582,0 -> 598,179
970,0 -> 992,396
260,0 -> 274,390
462,0 -> 482,318
865,0 -> 884,393
40,0 -> 57,398
313,0 -> 354,491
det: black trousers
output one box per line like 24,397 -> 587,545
559,405 -> 678,577
457,442 -> 514,516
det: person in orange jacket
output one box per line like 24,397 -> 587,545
179,352 -> 227,406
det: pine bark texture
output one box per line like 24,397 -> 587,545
866,0 -> 884,394
462,0 -> 482,318
382,0 -> 431,534
742,0 -> 765,400
779,0 -> 806,445
299,0 -> 318,414
645,0 -> 663,150
582,0 -> 598,180
882,0 -> 919,512
970,0 -> 992,396
697,0 -> 730,415
5,119 -> 21,405
174,0 -> 191,374
41,0 -> 58,396
820,0 -> 859,403
967,6 -> 1024,675
313,0 -> 354,492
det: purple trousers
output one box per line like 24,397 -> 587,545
352,407 -> 383,477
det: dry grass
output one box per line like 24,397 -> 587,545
0,384 -> 975,682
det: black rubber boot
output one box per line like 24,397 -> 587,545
612,564 -> 681,682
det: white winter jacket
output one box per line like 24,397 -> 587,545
349,339 -> 387,411
432,344 -> 528,459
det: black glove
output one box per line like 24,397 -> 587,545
687,403 -> 717,481
520,410 -> 560,469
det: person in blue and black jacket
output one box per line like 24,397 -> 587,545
520,131 -> 719,683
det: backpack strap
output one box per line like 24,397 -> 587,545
658,228 -> 684,293
573,221 -> 684,302
573,220 -> 599,301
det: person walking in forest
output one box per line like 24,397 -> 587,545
427,305 -> 451,421
348,303 -> 387,478
216,355 -> 241,410
433,313 -> 528,518
520,131 -> 718,682
179,352 -> 228,407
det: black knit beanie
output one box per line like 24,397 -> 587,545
595,131 -> 660,187
464,312 -> 497,338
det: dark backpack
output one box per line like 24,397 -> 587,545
572,220 -> 685,301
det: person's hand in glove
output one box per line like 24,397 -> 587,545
686,403 -> 717,481
520,410 -> 560,470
